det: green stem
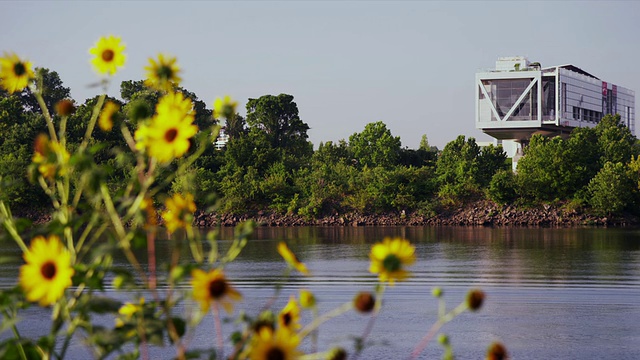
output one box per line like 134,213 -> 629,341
409,302 -> 468,360
100,183 -> 147,281
79,94 -> 106,153
299,302 -> 353,339
2,309 -> 28,360
0,201 -> 28,252
33,90 -> 58,143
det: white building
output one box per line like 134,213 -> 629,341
476,56 -> 635,169
214,127 -> 229,150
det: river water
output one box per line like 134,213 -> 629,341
1,226 -> 640,359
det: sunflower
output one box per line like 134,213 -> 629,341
0,52 -> 35,94
156,91 -> 193,118
277,242 -> 309,275
278,296 -> 301,331
32,134 -> 70,179
161,193 -> 196,233
99,101 -> 120,131
89,35 -> 126,75
19,235 -> 74,306
213,95 -> 238,120
191,268 -> 242,314
144,107 -> 198,164
144,53 -> 181,92
248,327 -> 302,360
369,237 -> 416,286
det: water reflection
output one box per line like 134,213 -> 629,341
1,226 -> 639,359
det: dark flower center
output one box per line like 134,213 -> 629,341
208,278 -> 227,299
165,128 -> 178,142
382,254 -> 401,272
282,312 -> 292,326
14,62 -> 26,76
266,347 -> 285,360
102,49 -> 115,62
157,65 -> 174,81
41,261 -> 57,280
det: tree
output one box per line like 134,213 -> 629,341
587,162 -> 634,216
224,113 -> 247,139
348,121 -> 401,168
246,94 -> 310,150
477,144 -> 508,187
419,134 -> 430,151
435,135 -> 483,201
245,94 -> 312,170
17,68 -> 71,115
596,114 -> 639,165
516,135 -> 567,201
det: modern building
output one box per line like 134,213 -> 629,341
476,56 -> 635,167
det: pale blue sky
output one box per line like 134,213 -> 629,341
2,1 -> 639,148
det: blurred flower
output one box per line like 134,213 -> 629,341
326,348 -> 347,360
213,95 -> 237,120
55,99 -> 75,116
486,342 -> 508,360
278,296 -> 301,331
144,53 -> 181,92
161,193 -> 196,234
466,289 -> 485,311
157,91 -> 193,118
99,101 -> 120,131
277,242 -> 309,275
353,292 -> 375,313
116,297 -> 145,327
32,134 -> 70,179
0,52 -> 35,93
144,106 -> 198,164
19,235 -> 74,306
191,268 -> 241,313
369,237 -> 416,285
134,123 -> 150,151
299,289 -> 316,309
140,197 -> 158,228
248,327 -> 302,360
89,35 -> 126,75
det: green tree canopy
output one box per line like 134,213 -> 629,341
348,121 -> 401,169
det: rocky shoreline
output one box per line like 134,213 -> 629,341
13,200 -> 638,228
195,201 -> 639,228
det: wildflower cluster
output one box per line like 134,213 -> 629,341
0,37 -> 506,360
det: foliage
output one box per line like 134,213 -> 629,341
435,135 -> 506,204
349,121 -> 401,169
587,162 -> 635,216
487,169 -> 518,205
595,114 -> 639,165
0,40 -> 499,360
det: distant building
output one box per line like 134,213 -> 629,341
476,56 -> 635,169
214,127 -> 229,150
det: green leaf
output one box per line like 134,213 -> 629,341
87,296 -> 123,314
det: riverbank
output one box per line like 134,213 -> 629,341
13,200 -> 638,227
195,200 -> 639,227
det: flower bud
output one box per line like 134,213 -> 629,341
128,100 -> 151,122
438,333 -> 449,345
432,286 -> 443,298
55,99 -> 75,116
486,342 -> 508,360
299,289 -> 316,309
326,347 -> 347,360
466,289 -> 485,311
353,292 -> 375,313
